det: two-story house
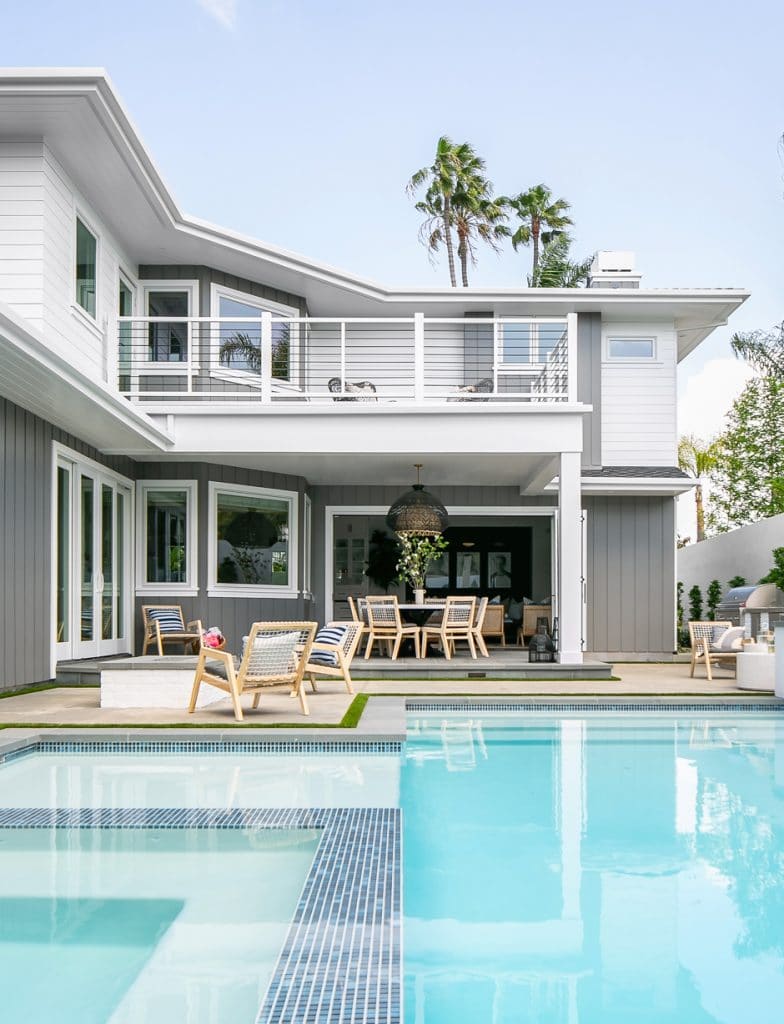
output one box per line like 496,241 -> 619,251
0,69 -> 748,689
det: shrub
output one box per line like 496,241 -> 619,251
706,579 -> 722,620
688,584 -> 703,623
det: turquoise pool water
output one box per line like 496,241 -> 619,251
0,826 -> 319,1023
401,714 -> 784,1024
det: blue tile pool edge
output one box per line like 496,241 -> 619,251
405,699 -> 784,712
0,806 -> 401,1024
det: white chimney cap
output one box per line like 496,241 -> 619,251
592,250 -> 636,274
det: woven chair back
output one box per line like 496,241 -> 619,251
444,596 -> 476,628
242,622 -> 317,681
366,595 -> 402,629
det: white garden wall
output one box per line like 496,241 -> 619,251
678,513 -> 784,600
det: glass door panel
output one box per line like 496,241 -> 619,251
80,475 -> 95,644
101,484 -> 114,641
55,465 -> 71,649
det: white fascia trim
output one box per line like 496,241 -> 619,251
544,476 -> 695,496
0,72 -> 751,313
0,301 -> 173,450
138,402 -> 594,418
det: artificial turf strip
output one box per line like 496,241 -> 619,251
0,694 -> 370,731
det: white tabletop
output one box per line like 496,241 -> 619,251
397,602 -> 446,611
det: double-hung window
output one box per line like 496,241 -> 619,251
75,217 -> 97,318
209,482 -> 298,597
137,481 -> 198,594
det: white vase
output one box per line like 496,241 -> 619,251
414,587 -> 426,605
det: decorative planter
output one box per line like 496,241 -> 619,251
414,587 -> 426,605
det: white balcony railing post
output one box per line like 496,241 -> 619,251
414,313 -> 425,403
566,312 -> 578,403
260,312 -> 273,404
340,321 -> 346,395
186,318 -> 194,393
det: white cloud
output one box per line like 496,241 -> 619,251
198,0 -> 237,29
676,357 -> 755,541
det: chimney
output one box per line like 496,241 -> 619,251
588,250 -> 641,289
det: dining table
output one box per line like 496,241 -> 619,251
397,602 -> 446,629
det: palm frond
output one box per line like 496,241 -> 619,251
731,323 -> 784,377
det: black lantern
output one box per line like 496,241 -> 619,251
386,464 -> 448,537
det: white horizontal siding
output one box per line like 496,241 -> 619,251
0,142 -> 45,329
601,322 -> 677,466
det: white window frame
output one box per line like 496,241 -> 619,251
210,283 -> 300,384
73,211 -> 100,325
141,279 -> 200,369
303,494 -> 313,599
136,480 -> 199,596
497,317 -> 568,369
208,481 -> 299,598
605,335 -> 657,361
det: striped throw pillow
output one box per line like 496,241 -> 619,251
308,625 -> 347,667
148,608 -> 185,633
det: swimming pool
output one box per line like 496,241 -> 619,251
1,708 -> 783,1023
401,712 -> 784,1024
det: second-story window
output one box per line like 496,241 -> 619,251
75,218 -> 97,318
607,337 -> 655,359
147,290 -> 189,362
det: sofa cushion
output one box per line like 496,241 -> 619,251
713,626 -> 745,652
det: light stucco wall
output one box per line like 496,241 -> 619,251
677,514 -> 784,601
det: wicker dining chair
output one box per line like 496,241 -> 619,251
421,596 -> 477,660
364,595 -> 420,660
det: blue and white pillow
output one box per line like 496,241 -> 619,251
148,608 -> 185,633
308,625 -> 348,667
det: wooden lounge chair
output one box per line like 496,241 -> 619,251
188,621 -> 317,721
364,595 -> 420,660
688,620 -> 741,680
422,596 -> 477,660
303,621 -> 363,694
142,605 -> 203,656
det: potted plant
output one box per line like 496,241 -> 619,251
396,534 -> 448,604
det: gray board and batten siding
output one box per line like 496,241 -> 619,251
138,265 -> 308,317
0,397 -> 134,692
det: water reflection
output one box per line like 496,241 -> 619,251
402,714 -> 784,1024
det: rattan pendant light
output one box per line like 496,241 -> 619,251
386,464 -> 448,537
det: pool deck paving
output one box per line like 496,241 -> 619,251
0,663 -> 778,738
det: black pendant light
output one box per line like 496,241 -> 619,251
386,464 -> 448,537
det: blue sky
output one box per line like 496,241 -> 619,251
1,0 -> 782,518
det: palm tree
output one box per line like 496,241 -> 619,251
408,137 -> 493,287
452,178 -> 509,286
678,434 -> 719,542
503,184 -> 573,280
528,235 -> 592,288
731,321 -> 784,377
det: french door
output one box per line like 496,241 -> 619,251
55,450 -> 132,661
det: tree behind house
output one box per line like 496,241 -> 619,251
759,547 -> 784,591
678,435 -> 717,541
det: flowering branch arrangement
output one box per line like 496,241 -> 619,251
395,534 -> 449,589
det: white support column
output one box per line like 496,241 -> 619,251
260,312 -> 273,404
566,312 -> 578,403
558,450 -> 583,663
413,312 -> 425,403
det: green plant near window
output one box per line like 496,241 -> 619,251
365,530 -> 401,591
706,579 -> 722,620
688,584 -> 703,623
169,544 -> 186,580
396,534 -> 449,590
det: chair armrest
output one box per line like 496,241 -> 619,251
186,619 -> 203,634
200,647 -> 233,667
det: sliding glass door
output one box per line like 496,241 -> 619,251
55,452 -> 132,661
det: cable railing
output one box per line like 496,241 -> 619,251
116,314 -> 576,405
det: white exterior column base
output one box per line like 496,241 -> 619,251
558,451 -> 583,664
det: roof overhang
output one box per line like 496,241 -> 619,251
0,68 -> 749,357
0,301 -> 172,453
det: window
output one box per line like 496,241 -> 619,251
137,481 -> 197,593
212,285 -> 296,380
209,482 -> 297,596
303,494 -> 312,597
501,320 -> 567,364
607,337 -> 655,359
75,218 -> 97,317
147,290 -> 190,363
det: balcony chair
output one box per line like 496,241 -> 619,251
364,595 -> 420,660
482,603 -> 506,647
688,620 -> 743,680
142,605 -> 203,656
327,377 -> 378,402
188,621 -> 317,721
448,377 -> 494,402
421,596 -> 477,660
303,621 -> 364,694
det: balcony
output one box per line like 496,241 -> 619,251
116,314 -> 577,406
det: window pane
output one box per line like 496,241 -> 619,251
502,323 -> 533,363
116,492 -> 125,637
147,291 -> 189,362
146,489 -> 188,584
76,219 -> 97,317
537,322 -> 567,361
608,337 -> 654,358
80,476 -> 94,641
56,466 -> 70,643
218,295 -> 290,379
216,491 -> 289,586
101,485 -> 114,640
